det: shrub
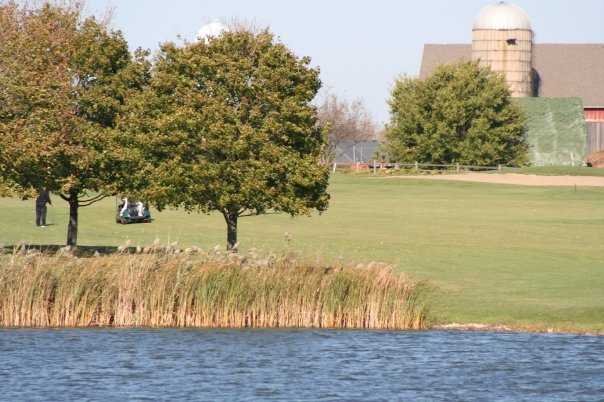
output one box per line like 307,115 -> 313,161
384,61 -> 527,166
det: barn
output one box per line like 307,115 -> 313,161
419,2 -> 604,165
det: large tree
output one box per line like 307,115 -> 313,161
384,61 -> 527,166
120,28 -> 329,250
0,2 -> 150,246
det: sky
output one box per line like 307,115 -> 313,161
85,0 -> 604,124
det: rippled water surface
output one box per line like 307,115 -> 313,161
1,329 -> 603,401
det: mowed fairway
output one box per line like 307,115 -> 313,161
1,174 -> 603,331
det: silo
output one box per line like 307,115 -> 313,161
472,2 -> 533,97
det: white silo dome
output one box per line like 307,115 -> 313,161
197,21 -> 228,43
473,2 -> 532,30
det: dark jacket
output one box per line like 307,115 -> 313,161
36,190 -> 51,207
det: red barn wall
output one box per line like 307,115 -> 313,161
586,108 -> 604,155
585,108 -> 604,122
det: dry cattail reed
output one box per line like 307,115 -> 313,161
0,247 -> 430,330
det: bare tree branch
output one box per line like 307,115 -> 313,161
79,193 -> 107,204
317,94 -> 376,162
79,194 -> 110,207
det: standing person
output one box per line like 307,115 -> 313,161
35,189 -> 52,227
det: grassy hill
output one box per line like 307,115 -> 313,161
1,174 -> 603,332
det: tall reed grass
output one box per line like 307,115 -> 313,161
0,247 -> 430,330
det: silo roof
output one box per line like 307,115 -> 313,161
473,2 -> 532,31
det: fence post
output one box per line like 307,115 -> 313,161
498,164 -> 502,172
456,163 -> 460,173
414,161 -> 419,173
373,160 -> 377,175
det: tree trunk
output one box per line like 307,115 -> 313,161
66,192 -> 79,247
224,211 -> 238,252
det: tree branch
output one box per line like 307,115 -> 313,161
79,193 -> 108,204
239,210 -> 280,218
79,194 -> 110,207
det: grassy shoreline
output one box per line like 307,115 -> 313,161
2,246 -> 602,335
434,323 -> 604,336
1,174 -> 603,332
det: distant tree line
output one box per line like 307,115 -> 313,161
0,2 -> 329,250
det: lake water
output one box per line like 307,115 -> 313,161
0,329 -> 603,401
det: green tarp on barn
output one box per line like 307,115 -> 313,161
515,98 -> 587,166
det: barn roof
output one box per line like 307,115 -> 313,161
419,44 -> 604,107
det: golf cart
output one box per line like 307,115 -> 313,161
116,197 -> 152,224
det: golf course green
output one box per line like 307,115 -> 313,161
1,173 -> 603,332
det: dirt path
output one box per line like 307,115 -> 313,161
383,173 -> 604,187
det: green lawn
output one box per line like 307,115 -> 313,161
1,174 -> 603,332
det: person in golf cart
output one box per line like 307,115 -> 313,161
116,196 -> 152,224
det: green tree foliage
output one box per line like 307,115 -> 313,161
120,28 -> 329,250
384,61 -> 527,166
0,2 -> 150,246
0,180 -> 13,198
